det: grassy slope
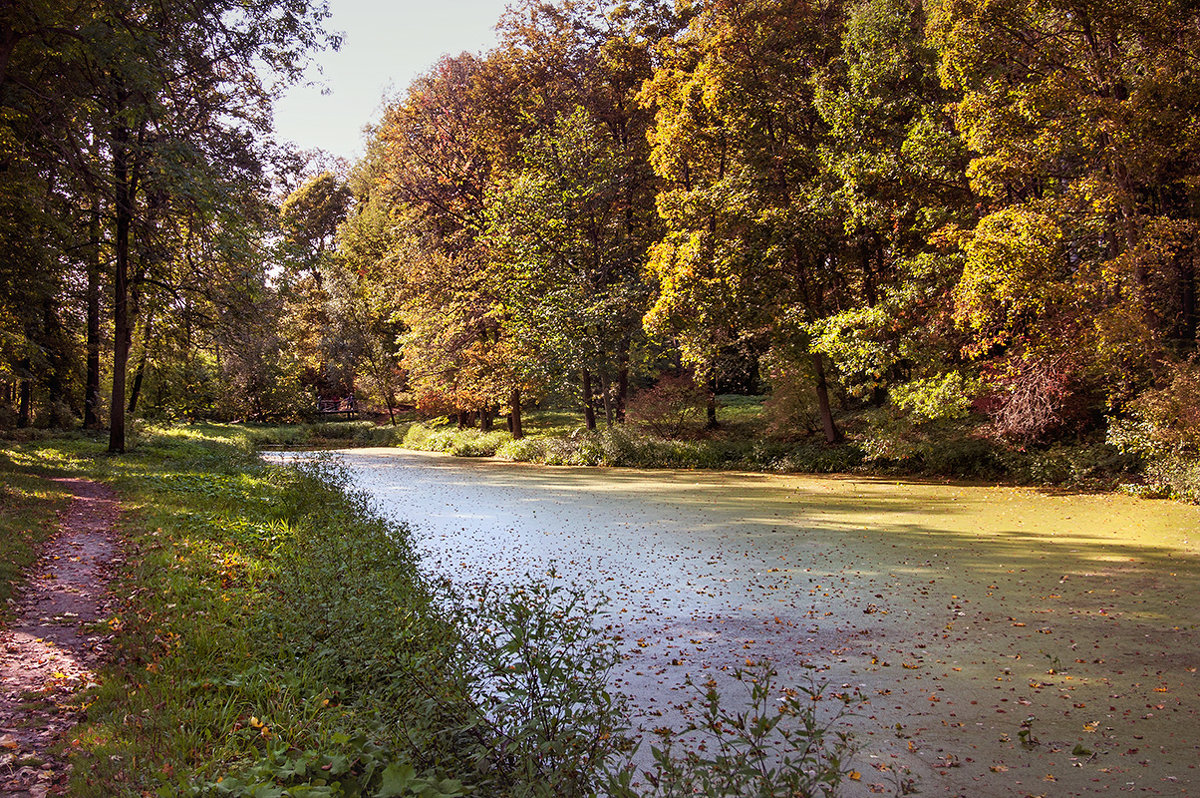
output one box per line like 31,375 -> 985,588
2,427 -> 471,796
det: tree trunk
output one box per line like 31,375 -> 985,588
127,313 -> 154,414
17,374 -> 31,428
619,362 -> 628,422
480,405 -> 494,432
509,387 -> 523,439
706,376 -> 718,429
617,340 -> 629,423
41,297 -> 71,416
581,370 -> 597,431
108,107 -> 132,454
600,373 -> 614,426
812,352 -> 841,444
84,204 -> 102,429
109,222 -> 131,450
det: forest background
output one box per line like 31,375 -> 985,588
3,0 -> 1200,496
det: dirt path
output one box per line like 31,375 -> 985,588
0,478 -> 119,797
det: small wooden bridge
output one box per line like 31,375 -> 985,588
316,396 -> 357,420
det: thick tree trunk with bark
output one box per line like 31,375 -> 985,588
109,207 -> 131,450
108,105 -> 133,454
509,387 -> 523,439
480,405 -> 494,432
812,352 -> 841,444
581,370 -> 597,430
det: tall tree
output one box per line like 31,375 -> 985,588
806,0 -> 973,411
371,53 -> 517,423
485,1 -> 671,426
929,0 -> 1200,439
641,0 -> 847,442
26,0 -> 335,450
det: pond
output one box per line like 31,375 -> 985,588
273,447 -> 1200,797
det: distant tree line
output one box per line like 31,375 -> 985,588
4,0 -> 1199,458
0,0 -> 334,451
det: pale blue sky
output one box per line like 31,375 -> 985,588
273,0 -> 511,162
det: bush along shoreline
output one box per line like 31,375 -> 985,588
2,427 -> 859,797
394,415 -> 1160,497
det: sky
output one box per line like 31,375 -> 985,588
271,0 -> 511,163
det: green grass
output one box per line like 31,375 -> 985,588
0,428 -> 466,795
0,426 -> 866,796
0,426 -> 640,797
0,433 -> 98,615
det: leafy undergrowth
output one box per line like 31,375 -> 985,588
234,419 -> 411,449
1,426 -> 860,797
398,403 -> 859,474
395,397 -> 1145,492
216,396 -> 1144,492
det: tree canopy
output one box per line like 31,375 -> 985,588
5,0 -> 1198,463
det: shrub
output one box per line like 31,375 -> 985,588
916,436 -> 1003,478
432,579 -> 633,797
891,372 -> 981,422
402,420 -> 457,451
451,430 -> 510,457
627,375 -> 710,438
770,443 -> 864,474
760,348 -> 822,439
980,353 -> 1091,444
496,436 -> 550,463
1103,360 -> 1200,500
608,665 -> 863,798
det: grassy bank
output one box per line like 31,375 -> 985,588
395,397 -> 1141,492
236,419 -> 409,449
216,398 -> 1148,494
1,427 -> 605,796
0,426 -> 857,797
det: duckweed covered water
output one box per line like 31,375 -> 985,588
274,448 -> 1200,797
